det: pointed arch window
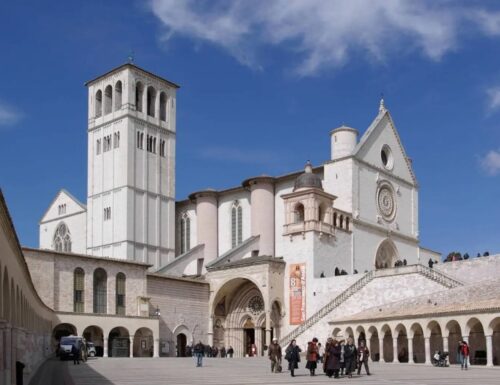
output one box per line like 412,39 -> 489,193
53,223 -> 71,252
73,268 -> 84,313
93,268 -> 107,314
116,273 -> 126,315
231,201 -> 243,248
180,213 -> 191,254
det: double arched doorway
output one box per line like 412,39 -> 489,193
211,278 -> 282,357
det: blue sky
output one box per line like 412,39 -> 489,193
0,0 -> 499,257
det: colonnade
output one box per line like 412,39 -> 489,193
332,314 -> 500,367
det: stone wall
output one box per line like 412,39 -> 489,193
435,255 -> 500,283
291,271 -> 448,349
147,274 -> 209,356
23,248 -> 149,316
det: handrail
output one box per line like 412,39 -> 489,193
279,271 -> 374,346
279,264 -> 463,346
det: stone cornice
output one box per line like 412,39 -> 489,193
329,307 -> 500,326
353,217 -> 419,243
88,114 -> 175,137
87,186 -> 174,201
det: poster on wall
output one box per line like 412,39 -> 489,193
289,263 -> 306,325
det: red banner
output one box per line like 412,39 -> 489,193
289,263 -> 306,325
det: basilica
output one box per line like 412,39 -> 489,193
1,63 -> 499,385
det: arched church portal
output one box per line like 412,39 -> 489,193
212,278 -> 280,357
375,239 -> 399,269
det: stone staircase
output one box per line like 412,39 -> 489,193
279,264 -> 463,346
280,270 -> 375,346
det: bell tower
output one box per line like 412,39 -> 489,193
85,63 -> 179,268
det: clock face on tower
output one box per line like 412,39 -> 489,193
377,184 -> 396,221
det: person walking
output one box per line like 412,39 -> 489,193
344,337 -> 357,378
285,339 -> 302,377
72,343 -> 80,365
357,341 -> 371,375
322,337 -> 333,374
227,346 -> 234,358
460,341 -> 470,370
325,339 -> 342,378
317,342 -> 324,363
194,341 -> 204,367
305,338 -> 319,376
457,341 -> 463,366
268,338 -> 282,373
339,340 -> 346,376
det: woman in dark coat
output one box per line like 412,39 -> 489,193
325,339 -> 342,378
285,339 -> 302,377
344,337 -> 357,378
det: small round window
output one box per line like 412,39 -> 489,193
381,145 -> 394,170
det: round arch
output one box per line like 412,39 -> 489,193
108,327 -> 130,357
53,323 -> 77,351
133,327 -> 154,357
427,320 -> 443,358
466,317 -> 486,365
356,325 -> 367,345
367,326 -> 380,362
211,277 -> 266,357
488,317 -> 500,366
380,324 -> 393,362
83,325 -> 104,357
375,238 -> 399,269
445,319 -> 462,364
3,267 -> 9,321
410,322 -> 425,363
395,323 -> 409,362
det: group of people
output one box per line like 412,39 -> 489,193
192,341 -> 235,367
268,337 -> 371,378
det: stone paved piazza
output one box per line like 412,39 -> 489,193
33,357 -> 500,385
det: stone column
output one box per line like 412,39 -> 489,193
129,337 -> 134,358
191,191 -> 218,268
244,177 -> 275,257
154,338 -> 160,358
408,338 -> 414,364
462,335 -> 469,343
486,335 -> 493,367
393,337 -> 398,363
254,328 -> 262,357
424,337 -> 431,365
103,337 -> 109,358
265,311 -> 272,350
207,316 -> 214,346
379,338 -> 385,362
443,336 -> 449,356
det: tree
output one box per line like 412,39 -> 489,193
477,253 -> 481,258
484,251 -> 490,257
463,253 -> 470,260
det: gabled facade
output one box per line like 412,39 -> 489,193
39,189 -> 87,254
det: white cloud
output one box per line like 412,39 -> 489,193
486,87 -> 500,111
149,0 -> 500,75
480,149 -> 500,176
0,101 -> 22,126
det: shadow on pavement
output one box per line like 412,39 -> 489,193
28,357 -> 114,385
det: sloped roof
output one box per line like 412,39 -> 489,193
353,108 -> 417,185
39,189 -> 86,223
333,279 -> 500,323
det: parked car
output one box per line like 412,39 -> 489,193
87,342 -> 97,357
59,336 -> 87,361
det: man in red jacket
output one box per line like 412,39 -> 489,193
460,341 -> 470,370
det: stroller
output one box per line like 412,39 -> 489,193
431,351 -> 449,367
